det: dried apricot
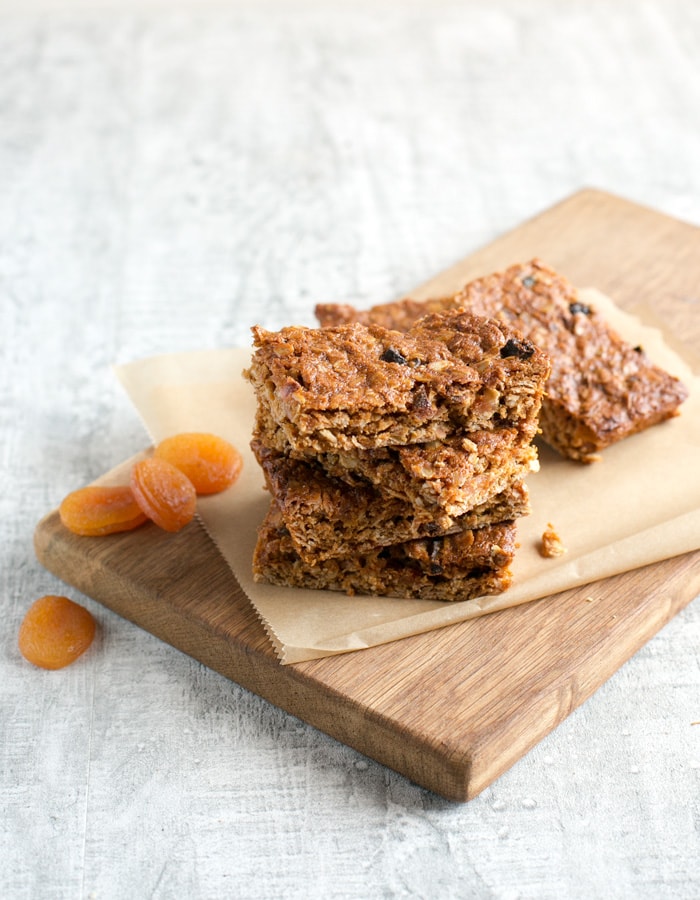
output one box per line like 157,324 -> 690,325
154,432 -> 243,495
18,595 -> 96,670
59,485 -> 148,536
130,457 -> 197,532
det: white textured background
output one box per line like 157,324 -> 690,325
2,1 -> 699,898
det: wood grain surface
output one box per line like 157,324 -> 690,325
33,189 -> 700,802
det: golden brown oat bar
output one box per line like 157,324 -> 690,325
244,311 -> 550,454
316,295 -> 453,332
252,439 -> 530,562
253,501 -> 516,602
315,259 -> 688,462
253,413 -> 538,517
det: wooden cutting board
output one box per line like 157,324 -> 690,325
34,189 -> 700,802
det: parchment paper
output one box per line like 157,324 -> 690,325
114,289 -> 700,664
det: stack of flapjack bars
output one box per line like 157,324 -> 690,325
245,258 -> 689,602
245,305 -> 551,602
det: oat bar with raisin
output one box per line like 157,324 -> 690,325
245,311 -> 550,455
253,500 -> 516,602
253,411 -> 537,517
315,259 -> 688,462
253,439 -> 530,562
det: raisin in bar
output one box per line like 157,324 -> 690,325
245,311 -> 550,455
252,439 -> 530,562
315,259 -> 688,462
253,500 -> 516,602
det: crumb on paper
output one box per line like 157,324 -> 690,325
539,522 -> 567,558
584,596 -> 595,603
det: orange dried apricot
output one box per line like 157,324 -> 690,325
130,457 -> 197,532
59,485 -> 148,536
153,432 -> 243,495
18,595 -> 96,670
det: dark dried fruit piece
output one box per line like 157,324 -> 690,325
410,383 -> 432,415
380,347 -> 408,365
499,338 -> 535,360
569,301 -> 591,316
